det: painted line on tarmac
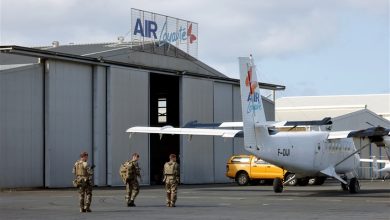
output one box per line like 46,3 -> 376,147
220,197 -> 245,200
267,198 -> 294,201
316,199 -> 342,202
177,196 -> 245,200
93,196 -> 116,198
50,196 -> 72,198
218,203 -> 232,206
365,200 -> 390,203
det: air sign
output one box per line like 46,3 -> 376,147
131,8 -> 198,58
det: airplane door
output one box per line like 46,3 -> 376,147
314,141 -> 325,169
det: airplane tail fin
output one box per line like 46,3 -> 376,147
238,56 -> 268,147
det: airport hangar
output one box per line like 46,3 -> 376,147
276,94 -> 390,179
0,42 -> 285,188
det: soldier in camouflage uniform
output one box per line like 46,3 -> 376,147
163,154 -> 180,207
124,153 -> 141,207
72,152 -> 94,213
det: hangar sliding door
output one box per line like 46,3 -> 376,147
181,77 -> 214,184
108,67 -> 149,186
213,82 -> 234,183
0,64 -> 44,188
233,85 -> 245,155
45,60 -> 93,187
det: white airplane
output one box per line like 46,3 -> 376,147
127,56 -> 390,193
360,150 -> 390,181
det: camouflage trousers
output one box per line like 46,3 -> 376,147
165,179 -> 178,206
78,183 -> 92,209
126,178 -> 139,202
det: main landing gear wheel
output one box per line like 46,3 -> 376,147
348,178 -> 360,194
273,178 -> 284,193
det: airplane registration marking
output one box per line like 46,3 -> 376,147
278,148 -> 290,157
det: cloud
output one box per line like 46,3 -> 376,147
1,0 -> 385,51
254,10 -> 338,58
0,0 -> 388,84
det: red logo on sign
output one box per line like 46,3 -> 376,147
187,23 -> 197,44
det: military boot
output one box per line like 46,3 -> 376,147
80,208 -> 86,213
85,207 -> 91,212
166,193 -> 171,207
128,200 -> 136,207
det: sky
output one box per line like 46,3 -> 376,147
0,0 -> 389,97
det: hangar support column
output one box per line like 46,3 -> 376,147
92,65 -> 107,186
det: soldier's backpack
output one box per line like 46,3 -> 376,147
119,161 -> 130,184
73,161 -> 87,187
164,162 -> 176,175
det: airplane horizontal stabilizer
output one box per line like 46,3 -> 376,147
184,118 -> 332,129
320,167 -> 347,184
284,117 -> 332,126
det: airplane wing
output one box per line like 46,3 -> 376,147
127,126 -> 243,138
348,127 -> 390,138
328,127 -> 390,147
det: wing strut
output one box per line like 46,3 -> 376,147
335,143 -> 370,167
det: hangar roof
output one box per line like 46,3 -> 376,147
37,41 -> 227,78
0,43 -> 285,91
333,109 -> 390,125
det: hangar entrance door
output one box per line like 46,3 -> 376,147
150,73 -> 180,185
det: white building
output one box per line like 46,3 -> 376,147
276,94 -> 390,121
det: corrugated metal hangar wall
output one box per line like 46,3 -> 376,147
0,64 -> 44,188
0,57 -> 275,188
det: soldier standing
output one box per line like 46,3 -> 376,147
163,154 -> 180,207
124,153 -> 141,207
72,152 -> 94,213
